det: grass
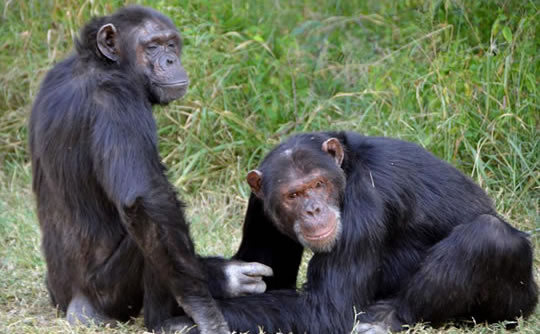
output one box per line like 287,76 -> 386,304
0,0 -> 538,333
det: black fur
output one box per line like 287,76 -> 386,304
29,6 -> 232,333
221,131 -> 538,333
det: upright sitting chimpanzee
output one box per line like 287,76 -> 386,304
29,6 -> 271,334
197,131 -> 537,333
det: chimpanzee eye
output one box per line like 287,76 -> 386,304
147,44 -> 158,51
315,180 -> 325,188
288,192 -> 299,200
168,41 -> 175,48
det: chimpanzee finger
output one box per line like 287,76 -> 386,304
238,280 -> 267,296
237,262 -> 274,277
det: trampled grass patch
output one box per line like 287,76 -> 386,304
0,0 -> 538,333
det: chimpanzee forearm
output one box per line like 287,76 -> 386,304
120,182 -> 229,333
218,290 -> 301,333
199,257 -> 228,298
120,179 -> 208,293
233,195 -> 304,290
214,288 -> 358,334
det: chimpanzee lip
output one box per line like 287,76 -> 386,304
155,80 -> 189,87
303,223 -> 336,240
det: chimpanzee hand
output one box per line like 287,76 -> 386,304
223,260 -> 273,297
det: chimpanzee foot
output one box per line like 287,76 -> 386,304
160,316 -> 199,334
175,296 -> 229,334
66,293 -> 114,326
362,299 -> 407,332
354,322 -> 389,334
224,260 -> 273,297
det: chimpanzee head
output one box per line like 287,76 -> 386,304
248,134 -> 346,252
78,6 -> 189,104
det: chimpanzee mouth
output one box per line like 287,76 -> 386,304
303,223 -> 336,241
156,80 -> 189,88
152,80 -> 189,104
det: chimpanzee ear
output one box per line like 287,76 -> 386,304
247,170 -> 263,198
97,24 -> 119,62
322,138 -> 344,167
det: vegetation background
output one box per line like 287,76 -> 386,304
0,0 -> 538,333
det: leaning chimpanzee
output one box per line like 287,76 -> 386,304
184,131 -> 537,333
29,6 -> 271,334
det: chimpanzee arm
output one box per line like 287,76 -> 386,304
199,195 -> 293,298
334,164 -> 388,306
233,194 -> 304,290
90,98 -> 228,332
91,102 -> 197,282
193,245 -> 383,334
163,289 -> 303,334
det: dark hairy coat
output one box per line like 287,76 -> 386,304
219,132 -> 537,333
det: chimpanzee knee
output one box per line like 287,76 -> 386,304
465,215 -> 538,322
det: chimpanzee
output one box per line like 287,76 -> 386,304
175,131 -> 538,333
29,6 -> 272,334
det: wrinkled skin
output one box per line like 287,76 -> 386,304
247,138 -> 346,253
96,16 -> 189,104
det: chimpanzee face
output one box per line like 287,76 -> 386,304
248,138 -> 346,252
96,19 -> 189,104
275,167 -> 343,252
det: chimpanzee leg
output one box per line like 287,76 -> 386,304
67,235 -> 144,325
394,214 -> 538,327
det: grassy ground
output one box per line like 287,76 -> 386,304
0,0 -> 538,333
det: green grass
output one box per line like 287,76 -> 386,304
0,0 -> 538,333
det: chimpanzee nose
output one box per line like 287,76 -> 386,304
160,55 -> 178,69
306,208 -> 320,216
306,203 -> 321,216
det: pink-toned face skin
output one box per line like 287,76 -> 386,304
279,169 -> 342,252
247,138 -> 345,253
